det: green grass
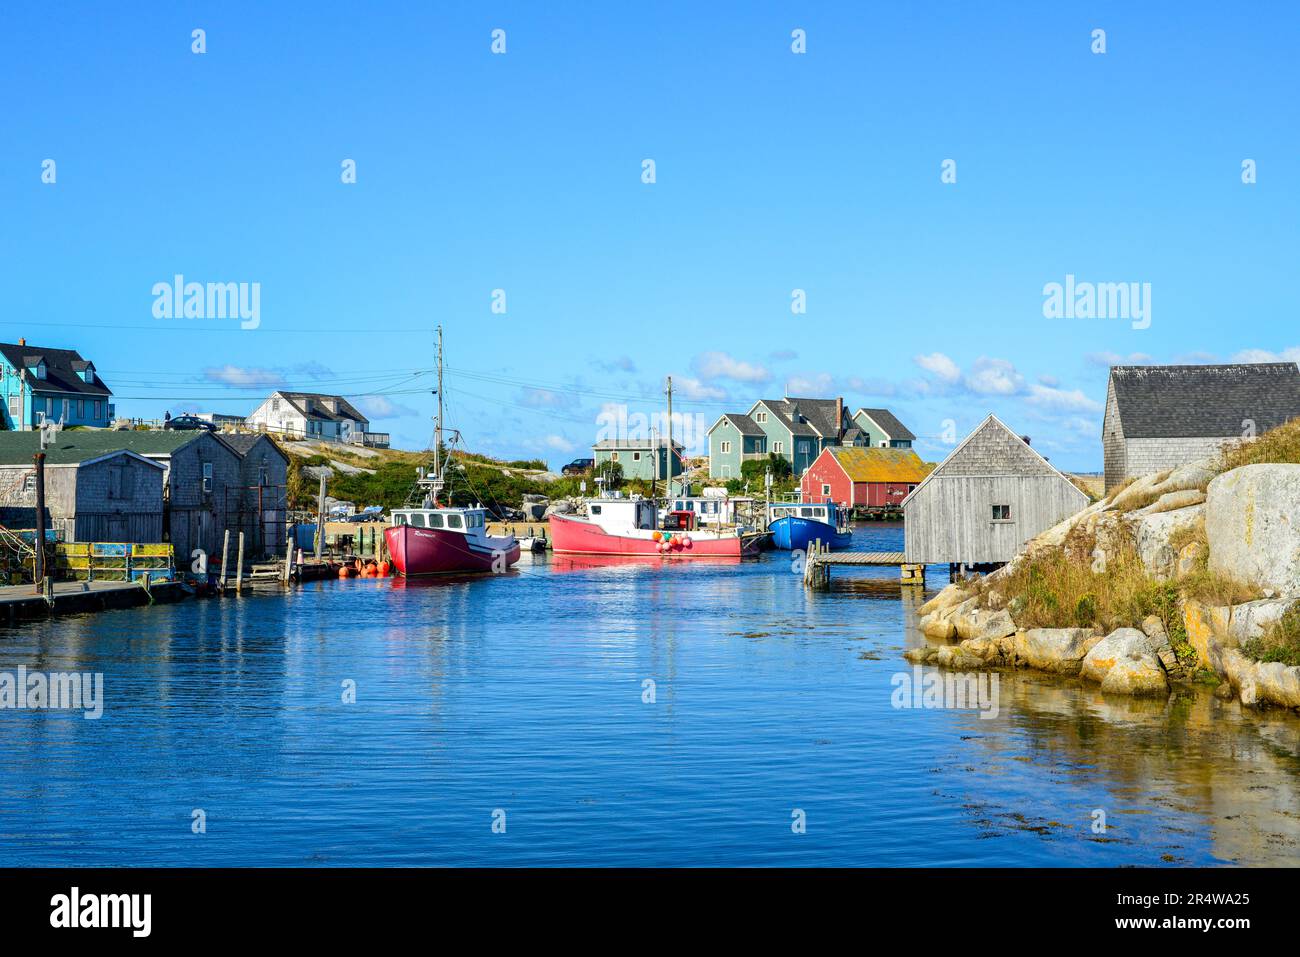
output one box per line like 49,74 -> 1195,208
1241,604 -> 1300,667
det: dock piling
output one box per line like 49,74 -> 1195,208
235,532 -> 245,594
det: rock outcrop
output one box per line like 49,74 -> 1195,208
1206,464 -> 1300,598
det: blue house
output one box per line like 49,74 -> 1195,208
0,340 -> 114,430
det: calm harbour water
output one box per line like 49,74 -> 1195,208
1,524 -> 1298,867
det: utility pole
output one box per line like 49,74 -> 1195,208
665,375 -> 673,497
315,472 -> 326,560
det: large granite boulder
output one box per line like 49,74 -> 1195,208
1131,504 -> 1204,579
1100,656 -> 1170,696
1207,464 -> 1300,597
1080,628 -> 1154,683
1010,628 -> 1094,674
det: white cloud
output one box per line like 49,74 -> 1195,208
671,376 -> 727,401
351,395 -> 417,419
692,351 -> 772,383
1232,347 -> 1300,364
202,365 -> 283,387
914,352 -> 961,383
964,357 -> 1024,396
784,372 -> 835,395
518,387 -> 576,409
1026,383 -> 1103,413
543,434 -> 576,452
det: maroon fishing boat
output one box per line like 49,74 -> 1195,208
385,505 -> 520,576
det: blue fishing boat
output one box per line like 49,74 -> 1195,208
766,502 -> 854,551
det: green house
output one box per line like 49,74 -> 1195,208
708,397 -> 848,479
593,439 -> 684,482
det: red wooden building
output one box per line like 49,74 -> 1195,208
800,446 -> 930,509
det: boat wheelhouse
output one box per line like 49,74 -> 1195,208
766,500 -> 853,551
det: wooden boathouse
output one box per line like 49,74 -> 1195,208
902,415 -> 1088,568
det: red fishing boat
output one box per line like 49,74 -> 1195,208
382,326 -> 521,577
550,496 -> 766,558
386,505 -> 520,575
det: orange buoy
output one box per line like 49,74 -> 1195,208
337,566 -> 350,578
378,561 -> 391,577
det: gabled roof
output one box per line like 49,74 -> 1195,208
0,343 -> 112,397
903,414 -> 1085,505
275,392 -> 370,425
217,432 -> 290,461
821,446 -> 930,483
0,430 -> 225,465
755,397 -> 842,438
853,408 -> 915,441
1109,363 -> 1300,439
709,413 -> 765,437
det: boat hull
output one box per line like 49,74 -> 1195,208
384,525 -> 520,576
770,516 -> 853,551
550,513 -> 764,558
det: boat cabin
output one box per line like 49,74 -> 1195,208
668,495 -> 753,528
390,506 -> 489,533
585,497 -> 658,533
767,501 -> 848,530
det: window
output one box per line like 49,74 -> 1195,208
76,400 -> 84,418
590,505 -> 602,515
393,514 -> 407,526
800,507 -> 814,517
93,400 -> 101,419
259,464 -> 268,486
821,483 -> 831,496
202,462 -> 213,493
108,464 -> 131,500
632,451 -> 641,461
992,505 -> 1011,521
409,513 -> 426,527
611,452 -> 619,462
773,441 -> 784,454
447,514 -> 464,530
720,441 -> 731,454
23,474 -> 35,495
427,514 -> 444,528
7,396 -> 17,418
61,399 -> 69,422
756,411 -> 767,424
798,441 -> 809,453
45,397 -> 53,417
271,398 -> 281,411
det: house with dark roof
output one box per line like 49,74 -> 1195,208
1102,363 -> 1300,491
246,391 -> 389,447
849,408 -> 915,448
707,396 -> 917,479
903,415 -> 1088,566
0,339 -> 114,430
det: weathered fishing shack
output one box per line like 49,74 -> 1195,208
902,415 -> 1088,568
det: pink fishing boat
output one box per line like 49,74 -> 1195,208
386,506 -> 521,576
382,326 -> 520,577
550,496 -> 766,558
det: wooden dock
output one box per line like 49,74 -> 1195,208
802,541 -> 924,588
0,579 -> 190,624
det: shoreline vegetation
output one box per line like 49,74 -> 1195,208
909,418 -> 1300,713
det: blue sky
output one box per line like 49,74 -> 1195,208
2,2 -> 1296,471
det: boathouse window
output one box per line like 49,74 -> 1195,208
202,462 -> 213,493
409,514 -> 425,527
821,484 -> 831,496
447,514 -> 464,530
992,505 -> 1012,521
427,514 -> 444,528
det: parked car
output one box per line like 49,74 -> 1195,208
163,415 -> 216,432
562,458 -> 595,476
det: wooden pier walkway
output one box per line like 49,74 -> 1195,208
0,579 -> 190,624
802,541 -> 924,588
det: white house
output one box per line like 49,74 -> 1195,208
246,392 -> 389,447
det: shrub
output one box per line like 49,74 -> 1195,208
1241,604 -> 1300,667
1215,415 -> 1300,473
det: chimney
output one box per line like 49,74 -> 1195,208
835,397 -> 843,439
17,338 -> 25,346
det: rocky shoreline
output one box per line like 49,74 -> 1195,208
907,461 -> 1300,713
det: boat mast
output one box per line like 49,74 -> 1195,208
424,325 -> 445,507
